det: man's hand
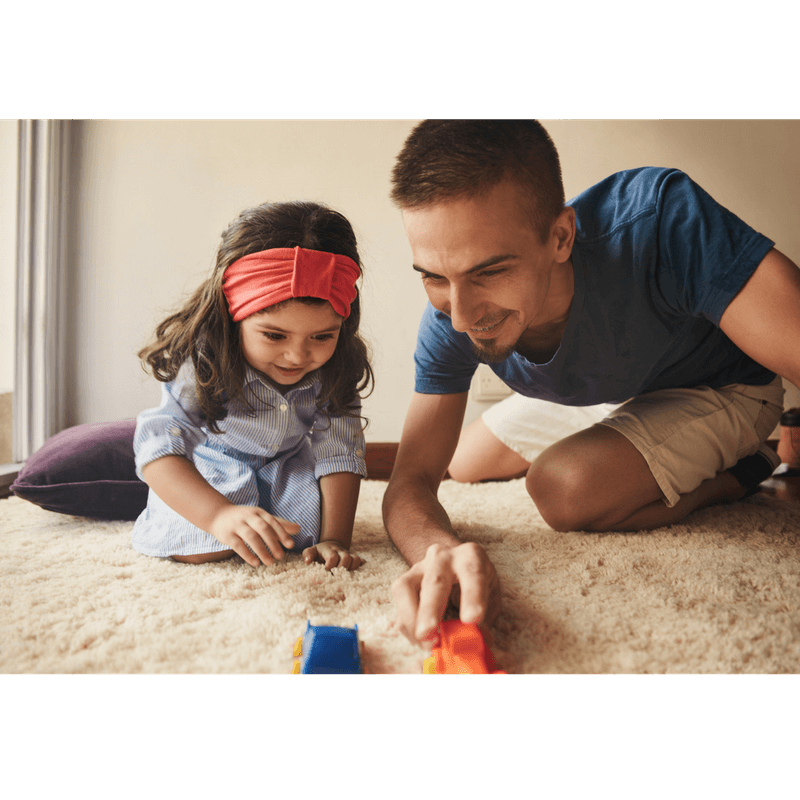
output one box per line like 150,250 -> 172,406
391,542 -> 501,644
382,393 -> 501,642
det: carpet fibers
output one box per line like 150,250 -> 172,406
2,480 -> 799,673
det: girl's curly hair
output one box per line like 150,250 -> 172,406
138,201 -> 374,433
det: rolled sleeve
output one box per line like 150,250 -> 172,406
134,378 -> 207,479
310,410 -> 367,479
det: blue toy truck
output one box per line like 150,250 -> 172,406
292,622 -> 364,674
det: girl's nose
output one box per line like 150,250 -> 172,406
284,343 -> 309,365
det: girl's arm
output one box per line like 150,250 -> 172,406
319,471 -> 362,546
141,455 -> 232,530
141,455 -> 299,566
303,471 -> 364,571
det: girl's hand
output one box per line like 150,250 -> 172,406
208,505 -> 300,567
303,540 -> 364,572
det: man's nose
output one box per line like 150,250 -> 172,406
447,284 -> 478,333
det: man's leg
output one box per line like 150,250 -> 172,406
526,424 -> 752,531
449,394 -> 616,483
449,418 -> 530,482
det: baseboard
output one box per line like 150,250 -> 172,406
365,440 -> 783,482
365,442 -> 398,481
0,441 -> 414,493
1,439 -> 783,498
0,464 -> 22,500
1,446 -> 399,500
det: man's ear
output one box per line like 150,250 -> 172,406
551,206 -> 575,263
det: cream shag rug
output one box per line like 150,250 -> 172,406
2,480 -> 799,674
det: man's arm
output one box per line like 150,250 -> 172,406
383,391 -> 501,643
383,392 -> 467,562
719,248 -> 800,388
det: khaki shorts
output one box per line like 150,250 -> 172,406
482,376 -> 784,507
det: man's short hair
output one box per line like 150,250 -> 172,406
390,120 -> 565,242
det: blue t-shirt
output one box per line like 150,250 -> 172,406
414,168 -> 776,406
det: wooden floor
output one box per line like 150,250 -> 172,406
366,442 -> 800,507
760,470 -> 800,505
4,443 -> 799,505
756,438 -> 800,505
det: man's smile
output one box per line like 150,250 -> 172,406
471,313 -> 510,336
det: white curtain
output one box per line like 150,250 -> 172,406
14,120 -> 69,462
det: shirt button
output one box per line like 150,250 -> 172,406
280,404 -> 288,412
355,449 -> 363,457
169,426 -> 181,436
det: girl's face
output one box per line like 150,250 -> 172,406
239,300 -> 342,388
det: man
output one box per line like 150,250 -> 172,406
382,120 -> 800,645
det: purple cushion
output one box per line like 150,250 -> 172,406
10,419 -> 148,521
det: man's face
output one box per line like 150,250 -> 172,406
402,179 -> 574,362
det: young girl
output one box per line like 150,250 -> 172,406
132,201 -> 373,571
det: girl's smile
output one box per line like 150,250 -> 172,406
239,300 -> 343,388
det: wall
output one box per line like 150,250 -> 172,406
0,121 -> 18,463
65,120 -> 423,441
64,120 -> 800,442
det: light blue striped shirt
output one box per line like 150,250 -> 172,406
134,364 -> 367,482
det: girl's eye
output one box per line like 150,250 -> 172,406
261,332 -> 336,342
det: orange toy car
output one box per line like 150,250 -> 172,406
423,620 -> 506,674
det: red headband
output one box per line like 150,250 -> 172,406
222,246 -> 361,322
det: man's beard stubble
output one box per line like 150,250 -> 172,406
469,338 -> 515,364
